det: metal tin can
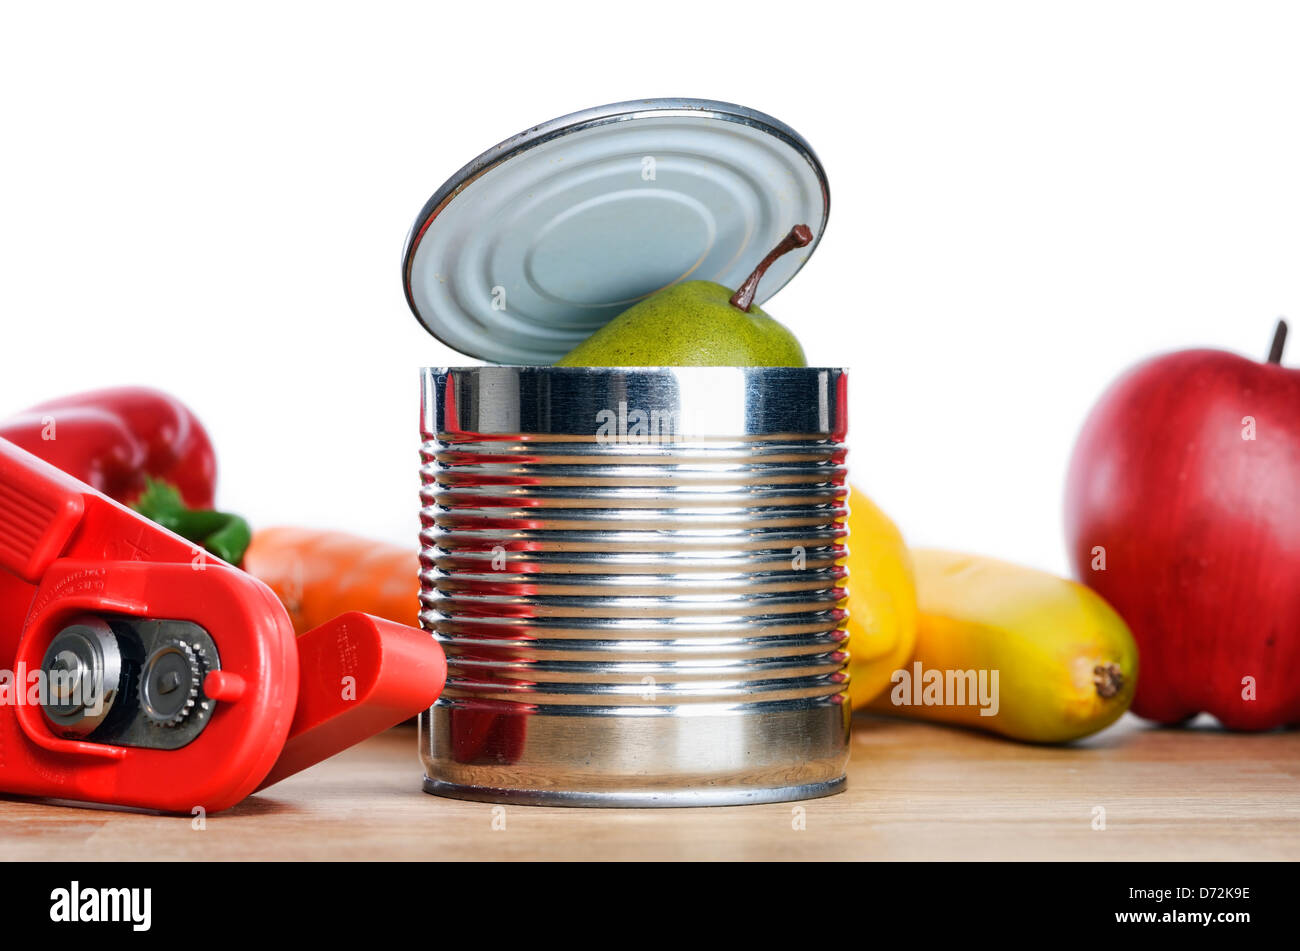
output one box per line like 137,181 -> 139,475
419,365 -> 850,806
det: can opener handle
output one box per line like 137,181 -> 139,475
254,611 -> 446,790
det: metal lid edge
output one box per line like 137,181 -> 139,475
401,97 -> 831,363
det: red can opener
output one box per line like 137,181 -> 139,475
0,438 -> 445,813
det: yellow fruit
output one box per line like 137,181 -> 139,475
869,549 -> 1138,743
844,488 -> 918,709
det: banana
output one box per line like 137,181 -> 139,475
844,488 -> 918,708
868,549 -> 1138,743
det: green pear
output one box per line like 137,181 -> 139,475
555,225 -> 813,367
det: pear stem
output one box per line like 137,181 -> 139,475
729,224 -> 814,313
1268,318 -> 1288,364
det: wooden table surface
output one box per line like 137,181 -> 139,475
2,714 -> 1296,861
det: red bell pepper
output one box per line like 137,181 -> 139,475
1,387 -> 216,507
0,387 -> 250,564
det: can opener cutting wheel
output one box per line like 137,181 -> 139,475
0,438 -> 446,813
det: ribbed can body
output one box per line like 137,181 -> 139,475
419,366 -> 851,806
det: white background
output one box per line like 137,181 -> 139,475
2,1 -> 1296,575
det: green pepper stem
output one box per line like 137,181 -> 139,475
133,477 -> 252,566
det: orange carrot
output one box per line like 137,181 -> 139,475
242,527 -> 420,635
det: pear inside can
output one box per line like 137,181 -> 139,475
405,99 -> 847,805
554,226 -> 814,368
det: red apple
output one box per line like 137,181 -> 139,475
1064,321 -> 1300,730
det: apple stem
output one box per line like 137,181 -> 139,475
729,225 -> 814,313
1268,318 -> 1288,364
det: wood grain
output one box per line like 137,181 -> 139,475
1,714 -> 1296,861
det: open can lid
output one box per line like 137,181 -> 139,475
402,98 -> 830,365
